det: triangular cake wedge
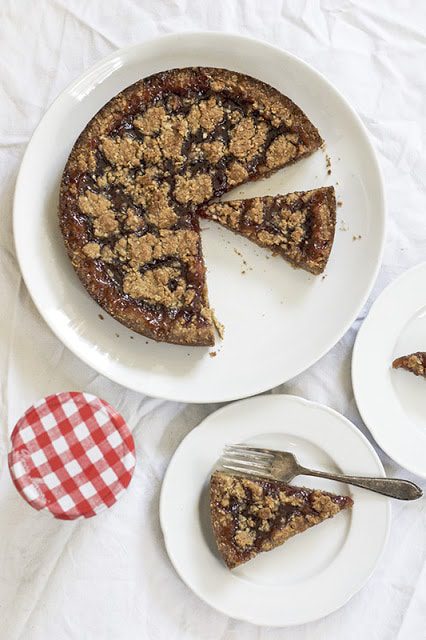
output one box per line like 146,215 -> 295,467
393,352 -> 426,378
200,187 -> 336,275
59,67 -> 323,345
210,470 -> 353,569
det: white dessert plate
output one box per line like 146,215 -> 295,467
353,262 -> 426,478
14,32 -> 385,403
160,394 -> 390,626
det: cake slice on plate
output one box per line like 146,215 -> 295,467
210,470 -> 353,569
392,352 -> 426,378
199,187 -> 336,275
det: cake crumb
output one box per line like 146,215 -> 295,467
339,219 -> 348,231
98,314 -> 104,320
130,335 -> 134,339
337,201 -> 343,207
209,351 -> 217,358
115,333 -> 119,337
352,234 -> 362,241
212,311 -> 225,339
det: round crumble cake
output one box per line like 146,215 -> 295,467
59,67 -> 323,346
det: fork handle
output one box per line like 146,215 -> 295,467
298,466 -> 423,500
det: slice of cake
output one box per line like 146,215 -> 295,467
59,67 -> 323,345
392,352 -> 426,378
200,187 -> 336,275
210,470 -> 353,569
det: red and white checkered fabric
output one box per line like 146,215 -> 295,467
8,392 -> 136,520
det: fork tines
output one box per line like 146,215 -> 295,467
220,444 -> 274,479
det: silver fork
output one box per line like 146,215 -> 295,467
221,444 -> 423,500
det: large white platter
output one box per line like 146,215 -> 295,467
14,33 -> 385,402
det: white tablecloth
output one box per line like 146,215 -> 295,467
1,1 -> 425,638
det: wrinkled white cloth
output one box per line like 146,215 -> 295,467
1,1 -> 425,638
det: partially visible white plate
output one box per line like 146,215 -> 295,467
160,394 -> 390,626
14,32 -> 385,403
353,262 -> 426,478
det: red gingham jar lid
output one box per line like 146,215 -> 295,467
8,392 -> 136,520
